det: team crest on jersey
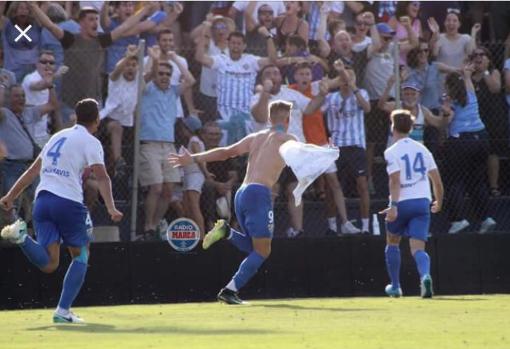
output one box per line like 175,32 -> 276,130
243,63 -> 250,70
166,218 -> 200,252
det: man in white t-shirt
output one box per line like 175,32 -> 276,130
379,109 -> 443,299
22,50 -> 67,147
229,1 -> 285,33
251,64 -> 309,238
100,44 -> 139,177
1,98 -> 122,324
196,30 -> 277,146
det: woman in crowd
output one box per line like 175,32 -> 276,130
470,46 -> 509,197
390,1 -> 422,64
274,1 -> 309,54
443,65 -> 497,234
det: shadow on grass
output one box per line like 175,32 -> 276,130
433,297 -> 488,301
251,303 -> 381,312
27,323 -> 278,335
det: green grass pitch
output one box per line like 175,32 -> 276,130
1,295 -> 509,349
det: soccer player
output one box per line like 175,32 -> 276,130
380,109 -> 444,298
169,100 -> 296,304
0,99 -> 123,323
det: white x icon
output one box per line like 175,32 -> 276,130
14,24 -> 32,43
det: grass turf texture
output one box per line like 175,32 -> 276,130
1,295 -> 509,349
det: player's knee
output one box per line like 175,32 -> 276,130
41,260 -> 59,274
71,246 -> 89,264
254,245 -> 271,259
386,234 -> 401,245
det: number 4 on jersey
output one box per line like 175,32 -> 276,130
47,137 -> 67,166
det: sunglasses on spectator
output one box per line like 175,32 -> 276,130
447,8 -> 460,14
39,60 -> 55,65
158,72 -> 171,76
214,23 -> 227,30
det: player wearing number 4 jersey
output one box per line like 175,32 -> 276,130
380,109 -> 444,298
170,100 -> 296,305
0,99 -> 123,323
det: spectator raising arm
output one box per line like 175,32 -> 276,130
100,1 -> 112,30
195,34 -> 215,68
365,12 -> 382,58
168,51 -> 196,89
244,1 -> 258,33
144,45 -> 160,83
111,45 -> 139,82
316,4 -> 331,58
257,26 -> 278,67
29,2 -> 65,40
251,79 -> 273,125
304,79 -> 329,115
111,3 -> 163,40
38,85 -> 59,117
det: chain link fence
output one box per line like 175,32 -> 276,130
1,37 -> 509,242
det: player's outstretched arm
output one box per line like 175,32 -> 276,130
89,164 -> 123,222
169,133 -> 256,167
0,157 -> 42,211
428,168 -> 444,213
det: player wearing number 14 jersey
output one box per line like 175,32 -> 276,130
0,99 -> 122,323
380,110 -> 444,298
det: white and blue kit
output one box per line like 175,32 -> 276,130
384,137 -> 437,241
33,124 -> 104,248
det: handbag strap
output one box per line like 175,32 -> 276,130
13,111 -> 40,157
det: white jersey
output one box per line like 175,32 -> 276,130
36,124 -> 104,204
212,53 -> 261,114
384,137 -> 437,202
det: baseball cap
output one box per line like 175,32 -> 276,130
376,23 -> 396,36
183,115 -> 202,132
401,80 -> 421,92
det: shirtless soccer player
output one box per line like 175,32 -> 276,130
169,100 -> 295,304
0,99 -> 123,323
380,109 -> 444,298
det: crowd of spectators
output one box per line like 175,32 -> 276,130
1,1 -> 510,239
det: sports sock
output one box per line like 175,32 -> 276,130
227,228 -> 253,254
57,260 -> 87,311
413,250 -> 431,279
228,251 -> 266,291
327,217 -> 337,232
385,245 -> 401,288
361,218 -> 369,232
20,236 -> 50,269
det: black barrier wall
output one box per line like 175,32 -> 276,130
1,235 -> 509,310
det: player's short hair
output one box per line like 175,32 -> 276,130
228,31 -> 245,42
391,109 -> 415,134
157,28 -> 173,41
269,100 -> 292,123
75,98 -> 99,126
78,7 -> 99,20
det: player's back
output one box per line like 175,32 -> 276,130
37,124 -> 104,204
243,130 -> 291,188
384,137 -> 437,202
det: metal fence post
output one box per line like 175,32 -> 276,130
130,39 -> 145,241
394,41 -> 401,109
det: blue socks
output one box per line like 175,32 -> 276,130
413,250 -> 430,279
20,236 -> 49,269
385,245 -> 401,288
230,252 -> 266,291
228,228 -> 253,254
57,259 -> 88,311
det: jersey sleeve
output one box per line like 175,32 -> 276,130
384,149 -> 400,175
59,30 -> 75,49
210,54 -> 224,70
85,139 -> 105,166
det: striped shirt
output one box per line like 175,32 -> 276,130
307,2 -> 344,41
322,89 -> 369,148
211,53 -> 261,121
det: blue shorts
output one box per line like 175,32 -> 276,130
386,198 -> 431,241
33,190 -> 93,248
234,183 -> 274,239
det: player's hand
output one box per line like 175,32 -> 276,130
431,200 -> 442,213
168,148 -> 193,168
379,206 -> 398,222
0,195 -> 14,211
108,207 -> 123,222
